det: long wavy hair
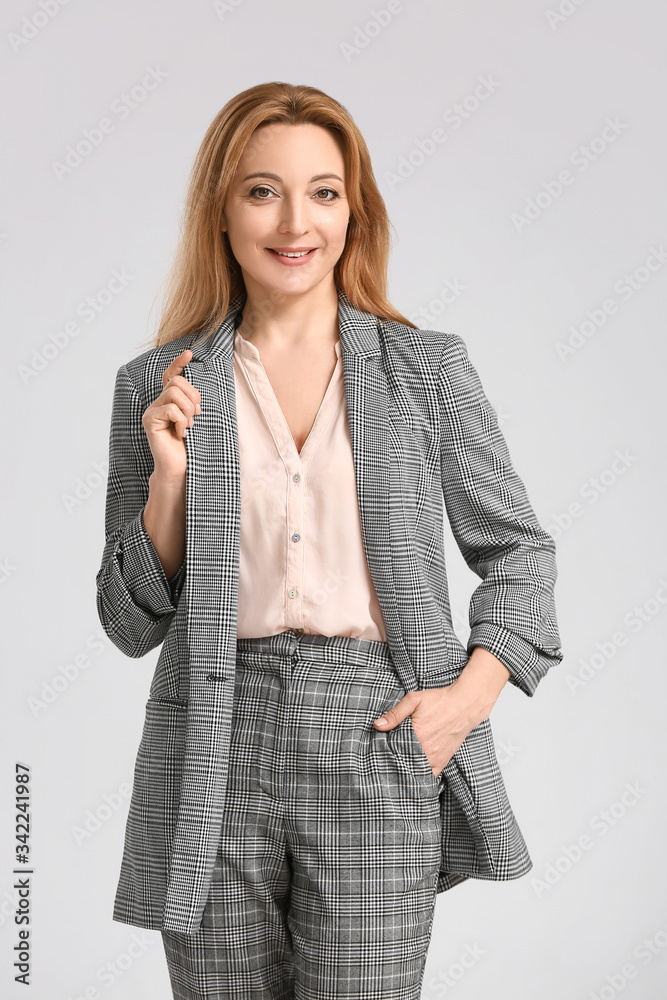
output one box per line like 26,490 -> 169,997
146,81 -> 417,348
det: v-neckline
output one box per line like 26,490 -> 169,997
234,331 -> 343,462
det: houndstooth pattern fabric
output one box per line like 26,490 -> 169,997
96,286 -> 562,936
162,630 -> 444,1000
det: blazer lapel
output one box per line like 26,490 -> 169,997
335,292 -> 405,661
162,337 -> 242,930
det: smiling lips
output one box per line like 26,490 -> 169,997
266,247 -> 318,265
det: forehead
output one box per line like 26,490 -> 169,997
238,123 -> 345,171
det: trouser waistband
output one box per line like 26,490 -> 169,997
235,628 -> 394,671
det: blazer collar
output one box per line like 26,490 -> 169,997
188,285 -> 383,364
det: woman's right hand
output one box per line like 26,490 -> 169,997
142,349 -> 201,481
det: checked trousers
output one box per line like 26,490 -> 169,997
161,629 -> 445,999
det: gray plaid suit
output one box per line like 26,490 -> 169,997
96,286 -> 562,938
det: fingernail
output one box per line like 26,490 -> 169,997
375,717 -> 388,726
195,403 -> 201,414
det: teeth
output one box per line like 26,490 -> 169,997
273,249 -> 312,257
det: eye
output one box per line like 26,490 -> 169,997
315,188 -> 340,202
248,185 -> 273,199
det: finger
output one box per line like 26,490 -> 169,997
373,693 -> 417,729
162,349 -> 193,391
151,401 -> 191,439
163,353 -> 202,414
164,374 -> 202,415
161,382 -> 199,421
374,712 -> 403,729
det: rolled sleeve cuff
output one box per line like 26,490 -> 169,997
114,509 -> 185,617
467,622 -> 555,697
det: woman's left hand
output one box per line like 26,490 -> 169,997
373,647 -> 511,778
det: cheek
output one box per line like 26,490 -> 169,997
232,208 -> 273,241
323,229 -> 349,256
318,213 -> 348,241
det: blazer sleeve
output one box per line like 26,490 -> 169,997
95,362 -> 186,658
437,334 -> 563,696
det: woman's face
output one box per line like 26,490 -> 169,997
222,122 -> 350,302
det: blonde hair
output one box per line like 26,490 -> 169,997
147,81 -> 417,348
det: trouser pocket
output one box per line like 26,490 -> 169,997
387,714 -> 445,797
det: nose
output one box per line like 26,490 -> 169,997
278,193 -> 309,234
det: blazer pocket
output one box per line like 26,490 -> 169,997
145,697 -> 189,709
125,699 -> 188,883
421,658 -> 468,689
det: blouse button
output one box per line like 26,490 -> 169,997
291,533 -> 300,542
288,588 -> 297,598
292,473 -> 301,483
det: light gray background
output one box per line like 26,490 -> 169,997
3,1 -> 666,997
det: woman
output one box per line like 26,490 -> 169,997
96,82 -> 562,999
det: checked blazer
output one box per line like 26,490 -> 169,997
96,286 -> 563,936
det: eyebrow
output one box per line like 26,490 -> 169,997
240,172 -> 344,183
